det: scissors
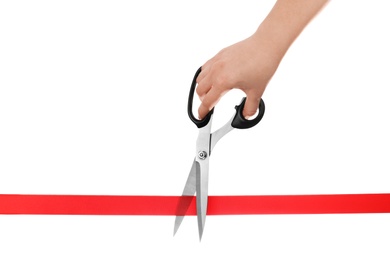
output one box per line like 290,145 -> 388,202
173,67 -> 265,240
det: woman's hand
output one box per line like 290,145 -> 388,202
196,34 -> 281,119
196,0 -> 330,119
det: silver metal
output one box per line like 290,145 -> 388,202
196,155 -> 209,240
173,160 -> 198,236
194,116 -> 212,240
210,115 -> 235,153
174,114 -> 237,240
198,151 -> 207,160
196,120 -> 212,155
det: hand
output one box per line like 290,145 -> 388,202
196,34 -> 280,119
195,0 -> 329,119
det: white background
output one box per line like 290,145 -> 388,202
1,0 -> 390,259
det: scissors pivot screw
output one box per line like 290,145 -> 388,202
197,151 -> 208,160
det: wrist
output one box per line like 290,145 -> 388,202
252,0 -> 330,62
246,24 -> 287,74
251,21 -> 293,64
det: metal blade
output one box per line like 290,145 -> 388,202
196,158 -> 209,241
193,118 -> 212,240
210,115 -> 234,153
173,159 -> 198,236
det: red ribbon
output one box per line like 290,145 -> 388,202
1,194 -> 390,215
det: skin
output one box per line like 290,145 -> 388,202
196,0 -> 330,119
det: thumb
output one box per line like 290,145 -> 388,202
243,94 -> 260,119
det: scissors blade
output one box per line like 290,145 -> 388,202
196,157 -> 209,240
173,159 -> 198,236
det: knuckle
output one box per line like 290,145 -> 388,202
196,80 -> 209,96
201,98 -> 213,109
214,74 -> 232,89
210,63 -> 234,89
214,75 -> 227,87
196,85 -> 203,96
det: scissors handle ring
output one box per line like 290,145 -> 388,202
188,67 -> 265,129
188,67 -> 214,128
231,97 -> 265,129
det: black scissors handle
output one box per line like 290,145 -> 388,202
188,67 -> 214,128
188,67 -> 265,129
231,97 -> 265,129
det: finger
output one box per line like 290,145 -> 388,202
198,86 -> 225,119
196,58 -> 214,83
243,94 -> 260,119
196,67 -> 208,84
196,73 -> 212,101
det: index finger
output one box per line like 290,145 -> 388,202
198,86 -> 226,119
